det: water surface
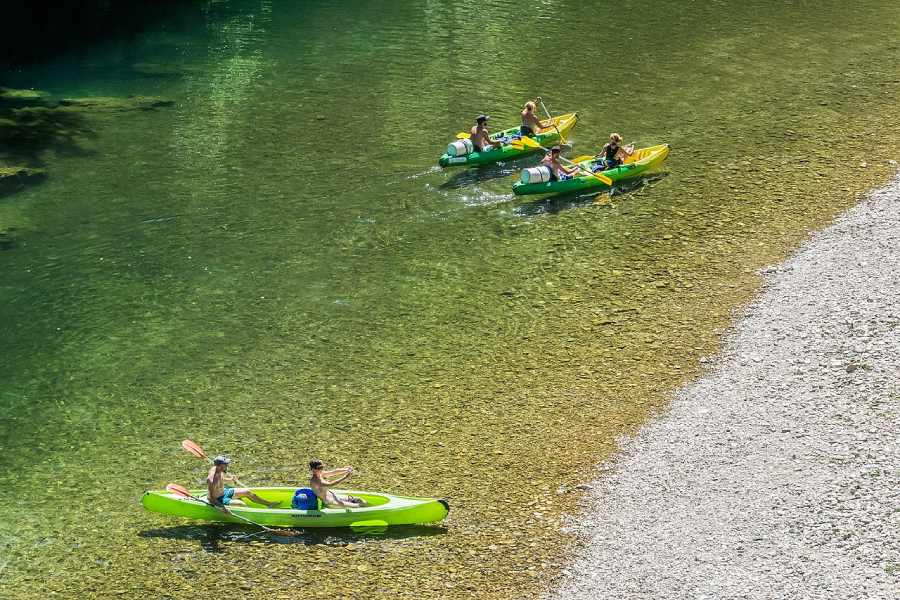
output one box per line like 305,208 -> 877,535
1,1 -> 899,598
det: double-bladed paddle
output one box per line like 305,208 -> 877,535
181,439 -> 248,487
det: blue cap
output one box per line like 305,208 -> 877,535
213,455 -> 231,465
476,114 -> 489,122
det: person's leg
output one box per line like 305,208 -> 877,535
333,495 -> 366,508
233,488 -> 279,508
323,490 -> 366,508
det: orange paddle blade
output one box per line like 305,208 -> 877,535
165,483 -> 192,497
181,439 -> 208,459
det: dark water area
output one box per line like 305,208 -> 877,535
1,1 -> 899,598
1,1 -> 195,68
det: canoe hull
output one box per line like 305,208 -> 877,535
142,487 -> 449,528
512,143 -> 670,196
439,113 -> 578,168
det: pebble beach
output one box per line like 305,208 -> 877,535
551,175 -> 900,599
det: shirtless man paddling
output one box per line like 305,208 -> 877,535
207,455 -> 278,511
469,115 -> 504,152
309,459 -> 368,508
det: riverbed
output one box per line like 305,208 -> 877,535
1,1 -> 899,598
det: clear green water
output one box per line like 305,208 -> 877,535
1,1 -> 899,598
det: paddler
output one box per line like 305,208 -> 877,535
520,98 -> 546,137
309,459 -> 368,508
593,133 -> 634,171
470,115 -> 503,152
207,455 -> 278,511
541,145 -> 579,181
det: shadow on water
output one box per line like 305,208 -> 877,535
439,155 -> 545,190
0,95 -> 97,167
139,523 -> 448,551
514,172 -> 670,217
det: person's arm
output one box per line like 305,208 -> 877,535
614,143 -> 633,160
325,468 -> 354,486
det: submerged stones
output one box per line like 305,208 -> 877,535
57,95 -> 175,111
0,166 -> 46,195
0,88 -> 174,203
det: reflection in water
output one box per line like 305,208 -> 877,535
172,1 -> 272,174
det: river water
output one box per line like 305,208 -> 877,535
1,1 -> 898,598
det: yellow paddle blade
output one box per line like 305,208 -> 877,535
456,132 -> 470,139
516,136 -> 541,149
571,155 -> 595,164
592,171 -> 613,186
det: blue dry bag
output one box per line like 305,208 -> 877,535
292,487 -> 319,510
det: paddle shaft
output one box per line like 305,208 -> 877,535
182,440 -> 248,487
171,485 -> 277,532
537,97 -> 564,142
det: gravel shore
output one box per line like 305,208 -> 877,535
550,175 -> 900,600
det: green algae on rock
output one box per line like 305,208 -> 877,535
57,96 -> 175,111
0,165 -> 46,196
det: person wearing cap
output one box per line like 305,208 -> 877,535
593,133 -> 634,171
541,146 -> 579,181
469,115 -> 503,152
520,97 -> 547,137
207,455 -> 278,510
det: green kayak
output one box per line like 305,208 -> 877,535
142,487 -> 449,528
512,143 -> 670,196
438,112 -> 578,168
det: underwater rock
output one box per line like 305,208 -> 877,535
0,228 -> 16,250
57,95 -> 175,111
0,165 -> 47,195
0,87 -> 49,102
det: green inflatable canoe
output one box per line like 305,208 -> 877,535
512,143 -> 670,196
142,487 -> 449,528
439,112 -> 578,168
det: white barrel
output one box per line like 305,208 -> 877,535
521,166 -> 551,184
447,138 -> 474,157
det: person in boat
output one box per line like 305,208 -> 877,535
470,115 -> 503,152
207,455 -> 278,511
520,98 -> 546,137
309,459 -> 368,508
542,146 -> 579,181
593,133 -> 634,171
